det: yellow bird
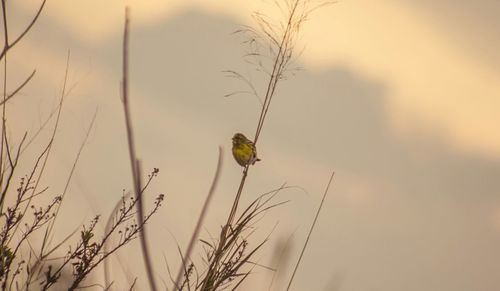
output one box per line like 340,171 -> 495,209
232,133 -> 261,167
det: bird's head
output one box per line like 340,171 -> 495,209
232,133 -> 247,145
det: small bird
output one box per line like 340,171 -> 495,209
232,133 -> 261,167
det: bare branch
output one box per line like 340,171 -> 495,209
0,70 -> 36,107
0,0 -> 47,61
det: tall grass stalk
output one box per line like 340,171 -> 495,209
198,1 -> 331,289
121,7 -> 158,291
286,171 -> 334,291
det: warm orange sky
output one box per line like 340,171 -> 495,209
16,0 -> 500,158
8,1 -> 500,290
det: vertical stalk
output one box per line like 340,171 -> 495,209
121,8 -> 158,291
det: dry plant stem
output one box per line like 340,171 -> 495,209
200,2 -> 308,290
0,0 -> 46,191
0,134 -> 60,290
65,201 -> 148,290
103,171 -> 161,289
198,186 -> 289,290
200,165 -> 249,290
9,51 -> 71,252
0,0 -> 46,61
24,228 -> 77,290
226,166 -> 249,228
173,147 -> 223,290
121,7 -> 158,291
128,278 -> 138,291
0,133 -> 24,210
45,109 -> 98,235
253,0 -> 301,145
229,0 -> 304,227
1,196 -> 60,291
22,112 -> 95,290
0,0 -> 9,199
103,191 -> 134,289
0,70 -> 36,107
0,0 -> 51,196
2,135 -> 44,249
286,171 -> 335,291
39,178 -> 163,290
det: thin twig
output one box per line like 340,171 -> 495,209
46,108 -> 98,236
28,50 -> 71,257
103,191 -> 134,289
0,0 -> 47,61
0,70 -> 36,106
286,171 -> 335,291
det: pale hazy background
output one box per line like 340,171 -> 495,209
7,0 -> 500,290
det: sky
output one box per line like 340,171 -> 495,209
5,0 -> 500,290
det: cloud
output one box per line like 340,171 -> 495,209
402,0 -> 500,70
9,5 -> 500,291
